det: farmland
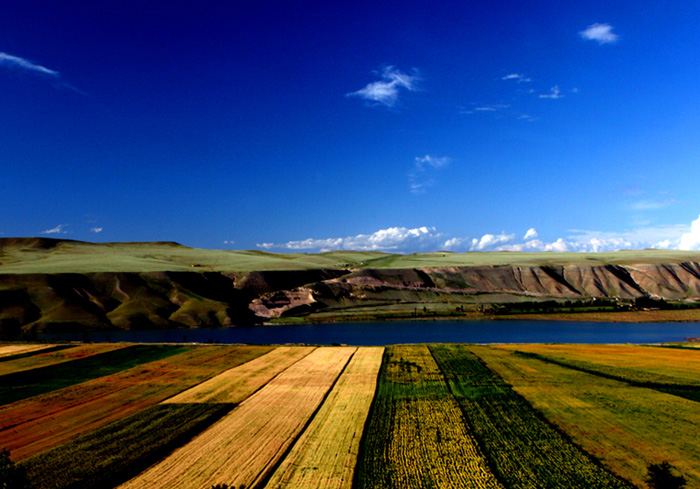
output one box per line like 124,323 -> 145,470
0,341 -> 698,488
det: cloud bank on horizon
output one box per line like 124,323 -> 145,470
257,214 -> 700,254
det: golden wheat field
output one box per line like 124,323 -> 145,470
1,341 -> 699,489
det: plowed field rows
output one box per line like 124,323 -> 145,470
0,345 -> 270,460
118,347 -> 355,489
165,345 -> 313,403
264,346 -> 384,489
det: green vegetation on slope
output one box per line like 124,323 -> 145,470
0,345 -> 191,405
19,403 -> 235,489
2,238 -> 700,274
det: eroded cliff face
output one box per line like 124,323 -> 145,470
2,262 -> 700,333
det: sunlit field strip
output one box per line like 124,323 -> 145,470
0,343 -> 125,376
356,344 -> 503,489
472,345 -> 700,488
0,344 -> 54,358
19,403 -> 235,489
263,346 -> 384,489
0,344 -> 191,406
0,345 -> 270,460
164,346 -> 314,403
431,345 -> 632,488
118,347 -> 355,489
500,343 -> 700,386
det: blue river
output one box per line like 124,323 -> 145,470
37,320 -> 700,346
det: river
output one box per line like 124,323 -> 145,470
36,320 -> 700,346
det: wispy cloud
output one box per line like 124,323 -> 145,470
90,227 -> 103,233
501,73 -> 532,83
347,66 -> 420,107
409,155 -> 451,194
257,226 -> 443,253
579,23 -> 619,44
41,224 -> 67,235
0,52 -> 85,94
629,200 -> 675,211
539,85 -> 563,99
0,52 -> 59,77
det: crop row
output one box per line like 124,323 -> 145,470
476,345 -> 700,487
0,343 -> 124,376
119,347 -> 356,489
0,344 -> 193,405
508,344 -> 700,383
355,344 -> 502,489
0,345 -> 271,459
429,344 -> 632,489
19,403 -> 235,489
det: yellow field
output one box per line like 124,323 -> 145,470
0,344 -> 53,357
358,344 -> 503,489
498,343 -> 700,384
164,346 -> 314,403
264,346 -> 384,489
471,345 -> 700,487
118,347 -> 356,489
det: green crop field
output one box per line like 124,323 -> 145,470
0,342 -> 698,488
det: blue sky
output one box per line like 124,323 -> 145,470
3,1 -> 700,253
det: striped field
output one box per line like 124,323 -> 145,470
0,341 -> 697,489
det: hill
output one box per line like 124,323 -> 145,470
2,238 -> 700,334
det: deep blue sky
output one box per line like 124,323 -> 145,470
3,1 -> 700,252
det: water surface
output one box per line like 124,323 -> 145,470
37,320 -> 700,346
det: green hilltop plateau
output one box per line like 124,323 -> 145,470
2,237 -> 700,334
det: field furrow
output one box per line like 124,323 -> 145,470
431,344 -> 632,489
475,345 -> 700,488
263,346 -> 383,489
0,345 -> 271,460
118,346 -> 355,489
356,344 -> 503,489
164,345 -> 313,403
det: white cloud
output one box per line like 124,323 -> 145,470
579,23 -> 619,44
679,215 -> 700,250
41,224 -> 67,234
257,226 -> 444,253
0,52 -> 59,77
90,227 -> 103,233
0,51 -> 85,94
257,217 -> 700,255
539,86 -> 563,99
524,228 -> 538,239
470,233 -> 515,251
409,155 -> 451,194
347,66 -> 420,107
502,73 -> 532,82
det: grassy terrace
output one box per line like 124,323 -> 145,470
2,238 -> 700,273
